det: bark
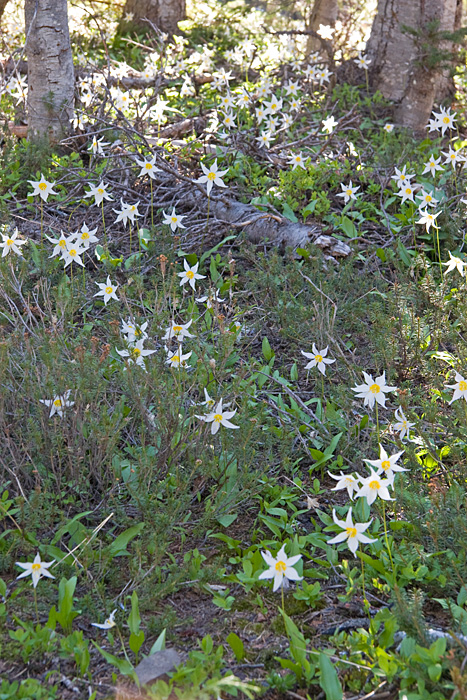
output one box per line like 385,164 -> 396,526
24,0 -> 74,142
306,0 -> 338,55
0,0 -> 9,22
120,0 -> 186,36
185,191 -> 351,259
366,0 -> 462,133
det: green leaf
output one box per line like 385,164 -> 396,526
458,586 -> 467,607
302,200 -> 317,219
296,247 -> 310,259
339,215 -> 357,238
149,629 -> 166,655
282,202 -> 298,223
29,240 -> 41,268
217,513 -> 238,528
200,235 -> 236,264
319,652 -> 343,700
280,610 -> 307,665
93,643 -> 138,683
262,336 -> 274,362
397,238 -> 413,267
106,523 -> 145,557
226,632 -> 245,661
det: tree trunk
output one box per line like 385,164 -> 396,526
366,0 -> 461,133
120,0 -> 186,36
306,0 -> 338,54
24,0 -> 74,142
0,0 -> 9,22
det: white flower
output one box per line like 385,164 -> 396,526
327,508 -> 376,556
178,259 -> 206,291
416,189 -> 438,208
121,319 -> 148,343
195,159 -> 229,196
40,390 -> 74,418
357,469 -> 394,506
162,208 -> 186,232
384,124 -> 394,133
84,181 -> 113,206
397,183 -> 416,204
136,155 -> 160,180
351,371 -> 397,409
322,115 -> 337,134
364,444 -> 407,483
16,553 -> 55,588
196,398 -> 239,435
117,339 -> 156,368
162,319 -> 194,341
74,223 -> 99,249
327,471 -> 360,500
63,241 -> 85,268
317,24 -> 334,40
196,289 -> 225,308
422,155 -> 443,178
113,200 -> 141,227
46,231 -> 70,259
432,106 -> 456,135
337,180 -> 360,204
446,372 -> 467,404
166,346 -> 193,369
393,407 -> 415,441
263,95 -> 283,116
354,52 -> 371,70
0,228 -> 27,257
288,152 -> 306,171
391,166 -> 415,190
28,174 -> 58,202
94,276 -> 119,305
442,147 -> 464,167
91,609 -> 117,630
256,131 -> 273,149
199,388 -> 216,409
301,344 -> 335,375
89,136 -> 109,156
258,544 -> 302,592
443,251 -> 466,277
416,208 -> 440,233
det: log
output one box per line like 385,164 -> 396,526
186,190 -> 351,258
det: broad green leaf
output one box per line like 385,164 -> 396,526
319,652 -> 342,700
226,632 -> 245,661
107,522 -> 145,557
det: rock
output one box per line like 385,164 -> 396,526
134,648 -> 181,686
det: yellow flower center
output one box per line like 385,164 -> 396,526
186,270 -> 194,279
214,414 -> 223,422
172,355 -> 180,363
315,354 -> 323,363
295,156 -> 301,162
459,381 -> 467,391
369,480 -> 380,490
145,163 -> 153,170
6,238 -> 13,245
271,103 -> 277,109
171,216 -> 178,223
173,325 -> 182,333
207,172 -> 216,181
105,286 -> 113,294
345,477 -> 354,485
405,187 -> 412,194
346,527 -> 357,538
346,189 -> 352,196
38,182 -> 47,191
97,188 -> 104,195
133,348 -> 141,357
443,116 -> 450,124
426,195 -> 432,201
381,460 -> 390,471
32,563 -> 41,571
54,399 -> 62,407
275,560 -> 286,572
369,383 -> 380,394
430,162 -> 434,167
69,249 -> 77,257
59,240 -> 66,247
82,232 -> 89,240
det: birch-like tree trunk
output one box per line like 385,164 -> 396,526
120,0 -> 186,36
306,0 -> 338,54
366,0 -> 462,133
24,0 -> 74,142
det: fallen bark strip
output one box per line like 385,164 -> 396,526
185,190 -> 351,258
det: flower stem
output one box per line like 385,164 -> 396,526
375,401 -> 380,444
101,200 -> 107,247
40,199 -> 43,247
382,501 -> 395,574
150,178 -> 154,229
33,586 -> 39,623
